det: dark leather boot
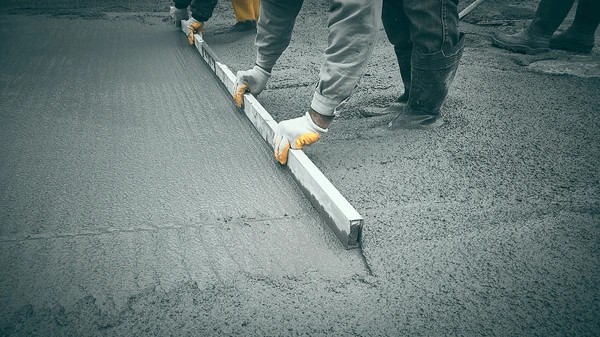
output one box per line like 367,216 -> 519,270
492,0 -> 576,54
492,28 -> 551,54
550,28 -> 595,53
389,34 -> 464,130
550,0 -> 599,53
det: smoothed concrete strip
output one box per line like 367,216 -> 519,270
527,58 -> 600,78
181,22 -> 364,249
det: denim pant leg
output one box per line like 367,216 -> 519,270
403,0 -> 460,53
571,0 -> 600,34
382,0 -> 412,54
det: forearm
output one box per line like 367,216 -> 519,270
189,0 -> 218,21
308,108 -> 334,129
174,0 -> 192,9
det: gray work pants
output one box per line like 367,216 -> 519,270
255,0 -> 381,116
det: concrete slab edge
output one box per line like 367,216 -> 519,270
180,22 -> 363,249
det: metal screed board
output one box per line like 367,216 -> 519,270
179,21 -> 363,249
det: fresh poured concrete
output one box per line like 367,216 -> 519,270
0,0 -> 599,335
0,13 -> 370,335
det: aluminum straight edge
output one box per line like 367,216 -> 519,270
181,25 -> 363,249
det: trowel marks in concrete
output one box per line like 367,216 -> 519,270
0,15 -> 366,326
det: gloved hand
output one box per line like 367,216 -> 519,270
234,66 -> 271,107
273,112 -> 327,165
183,17 -> 204,45
170,6 -> 189,25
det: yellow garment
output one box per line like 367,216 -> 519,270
231,0 -> 260,22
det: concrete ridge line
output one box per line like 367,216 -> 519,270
181,24 -> 363,249
0,216 -> 313,243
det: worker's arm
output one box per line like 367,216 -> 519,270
173,0 -> 218,22
188,0 -> 218,22
274,0 -> 380,165
171,1 -> 190,27
273,109 -> 332,165
173,0 -> 192,9
233,0 -> 303,106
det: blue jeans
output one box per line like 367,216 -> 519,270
382,0 -> 460,57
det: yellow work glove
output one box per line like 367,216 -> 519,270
233,66 -> 271,108
273,112 -> 327,165
183,17 -> 204,45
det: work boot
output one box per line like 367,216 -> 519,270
492,28 -> 551,54
492,0 -> 575,54
550,0 -> 599,53
550,28 -> 595,53
224,20 -> 256,33
389,34 -> 465,130
360,49 -> 412,117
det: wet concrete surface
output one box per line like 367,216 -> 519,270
1,0 -> 599,336
0,12 -> 369,336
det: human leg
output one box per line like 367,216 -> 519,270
389,0 -> 463,129
383,0 -> 412,104
361,0 -> 412,117
228,0 -> 258,32
311,0 -> 380,116
492,0 -> 575,54
550,0 -> 600,53
255,0 -> 304,70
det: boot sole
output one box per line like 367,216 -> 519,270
492,36 -> 548,55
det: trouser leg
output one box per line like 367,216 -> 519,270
389,0 -> 463,129
530,0 -> 574,35
255,0 -> 304,70
403,0 -> 460,53
382,0 -> 412,103
310,0 -> 381,116
570,0 -> 600,35
232,0 -> 257,23
549,0 -> 599,53
253,0 -> 261,21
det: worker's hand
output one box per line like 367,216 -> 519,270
170,7 -> 189,23
234,66 -> 271,107
183,17 -> 204,45
273,112 -> 327,165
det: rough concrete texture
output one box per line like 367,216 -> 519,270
1,0 -> 599,336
